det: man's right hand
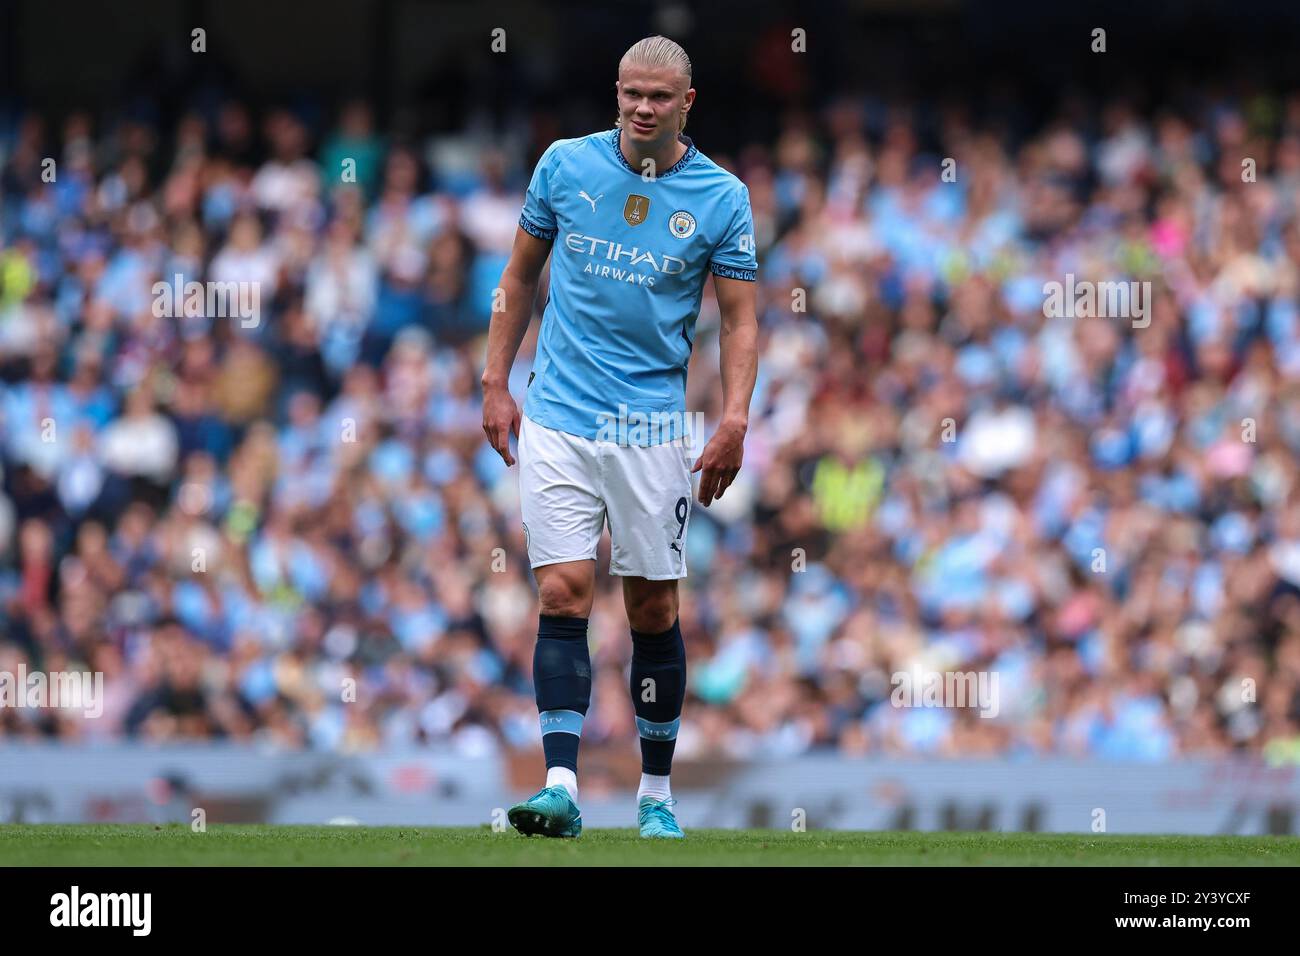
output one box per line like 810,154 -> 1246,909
482,383 -> 522,467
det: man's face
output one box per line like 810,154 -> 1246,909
616,65 -> 695,146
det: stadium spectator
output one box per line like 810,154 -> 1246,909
2,86 -> 1300,765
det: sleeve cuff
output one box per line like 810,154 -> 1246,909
519,213 -> 557,241
710,262 -> 757,281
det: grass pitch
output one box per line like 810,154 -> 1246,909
1,825 -> 1297,866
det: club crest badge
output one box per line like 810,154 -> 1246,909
668,210 -> 697,239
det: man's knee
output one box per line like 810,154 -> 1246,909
536,564 -> 594,617
625,581 -> 679,634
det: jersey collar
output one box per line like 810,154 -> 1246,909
610,127 -> 698,179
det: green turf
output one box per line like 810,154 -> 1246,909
1,825 -> 1297,865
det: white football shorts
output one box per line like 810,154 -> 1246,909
518,414 -> 694,579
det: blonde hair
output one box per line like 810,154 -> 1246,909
615,36 -> 692,133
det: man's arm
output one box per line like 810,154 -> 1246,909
481,226 -> 553,466
692,274 -> 759,506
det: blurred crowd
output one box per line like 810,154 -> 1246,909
3,87 -> 1300,765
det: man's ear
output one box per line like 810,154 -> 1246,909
682,89 -> 696,125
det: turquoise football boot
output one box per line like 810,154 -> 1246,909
638,796 -> 685,839
508,785 -> 582,838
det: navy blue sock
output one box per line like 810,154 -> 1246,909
630,618 -> 687,776
534,615 -> 591,773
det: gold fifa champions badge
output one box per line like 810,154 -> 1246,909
624,194 -> 650,226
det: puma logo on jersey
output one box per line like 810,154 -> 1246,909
579,190 -> 604,212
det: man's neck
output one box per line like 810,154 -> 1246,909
619,128 -> 686,176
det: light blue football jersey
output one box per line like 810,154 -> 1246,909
517,127 -> 758,446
